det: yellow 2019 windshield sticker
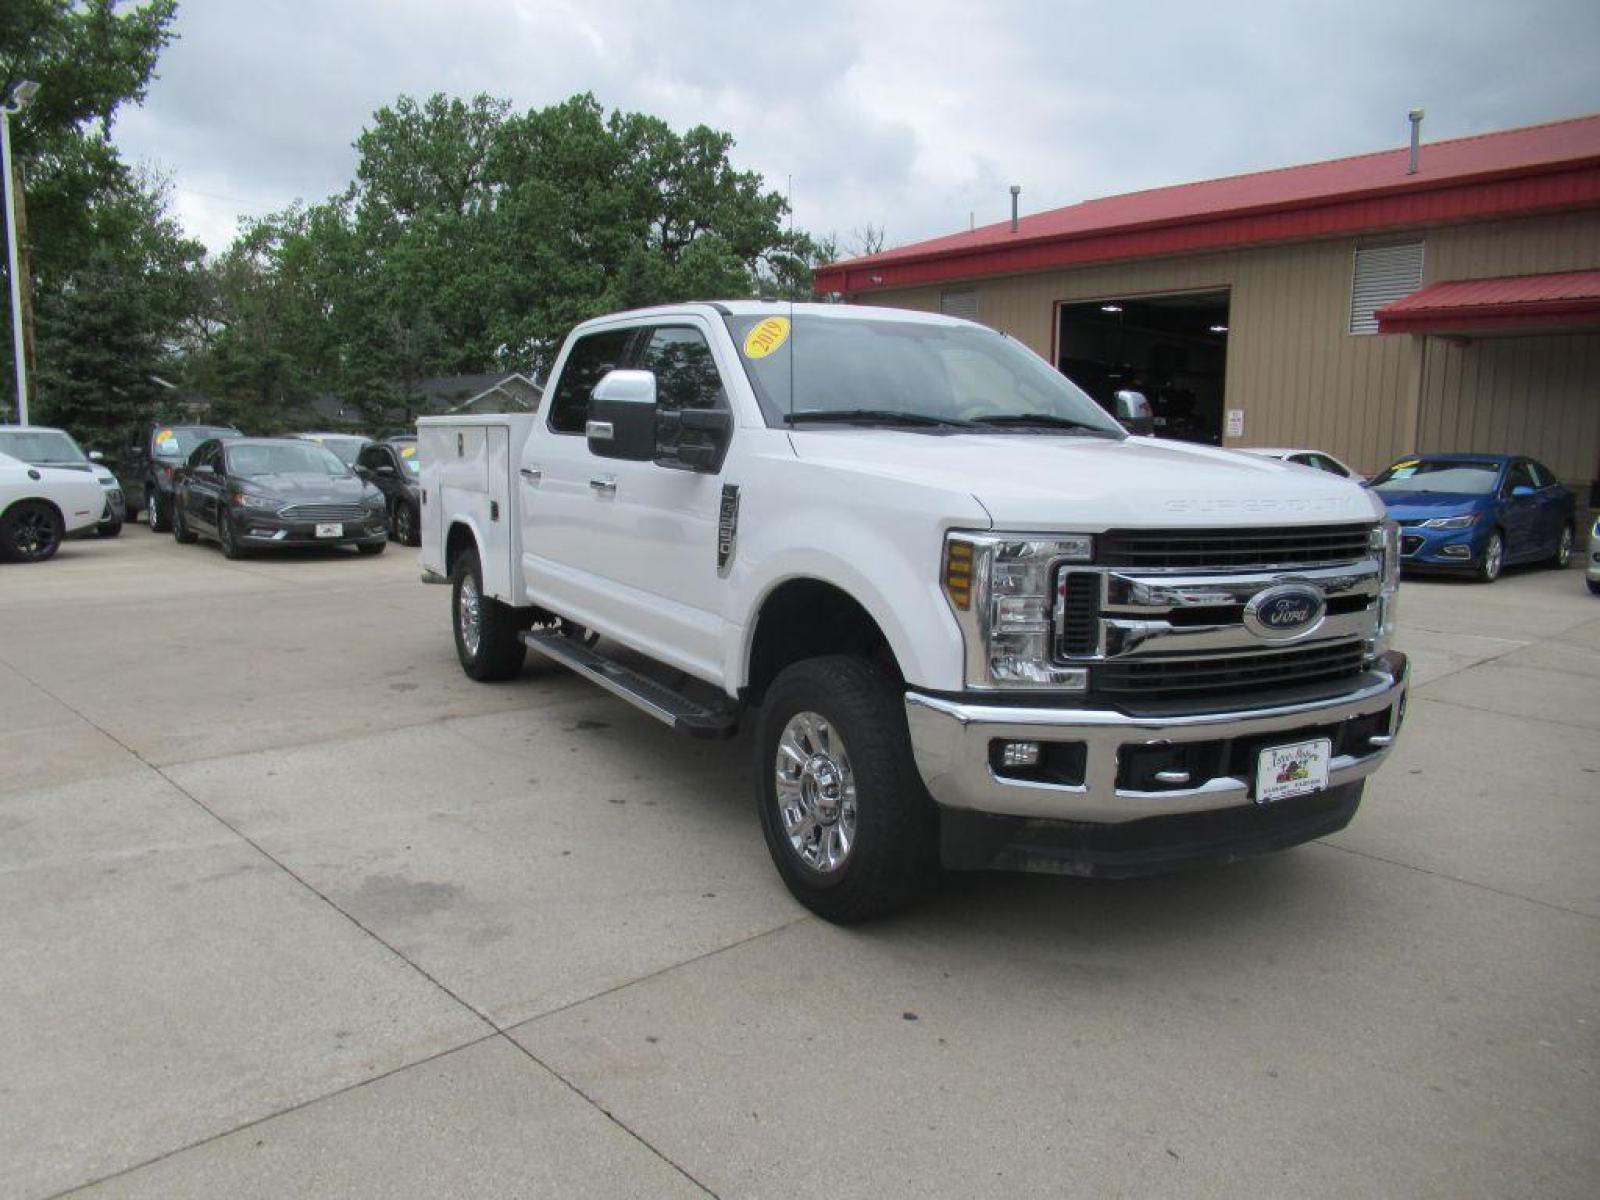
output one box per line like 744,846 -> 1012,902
743,317 -> 790,359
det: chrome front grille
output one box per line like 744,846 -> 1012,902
1097,524 -> 1373,569
1054,525 -> 1382,702
277,504 -> 368,522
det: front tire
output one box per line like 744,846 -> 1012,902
392,500 -> 419,546
146,488 -> 171,532
1476,530 -> 1504,583
218,512 -> 248,559
357,541 -> 386,556
172,503 -> 197,544
450,547 -> 526,681
0,500 -> 65,563
96,518 -> 123,539
756,656 -> 937,923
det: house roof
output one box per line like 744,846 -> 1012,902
814,114 -> 1600,295
1375,268 -> 1600,335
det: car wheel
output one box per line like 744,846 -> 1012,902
172,502 -> 198,545
392,501 -> 419,546
1476,531 -> 1504,583
218,512 -> 247,560
1588,577 -> 1600,596
755,655 -> 938,923
0,500 -> 66,563
95,518 -> 123,539
357,541 -> 386,556
450,546 -> 527,681
1549,523 -> 1573,568
146,488 -> 170,532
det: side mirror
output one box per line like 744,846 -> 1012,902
88,450 -> 105,462
195,463 -> 215,475
587,370 -> 658,461
1113,389 -> 1155,436
1511,484 -> 1535,498
376,463 -> 397,476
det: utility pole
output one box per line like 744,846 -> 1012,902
2,80 -> 42,425
11,155 -> 37,421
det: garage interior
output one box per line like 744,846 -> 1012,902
1056,290 -> 1230,444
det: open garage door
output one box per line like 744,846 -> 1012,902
1057,291 -> 1229,444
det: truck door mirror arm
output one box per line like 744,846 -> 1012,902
657,408 -> 732,474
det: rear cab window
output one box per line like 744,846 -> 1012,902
547,328 -> 637,434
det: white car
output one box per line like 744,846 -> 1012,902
1238,446 -> 1360,479
0,424 -> 125,536
0,450 -> 107,563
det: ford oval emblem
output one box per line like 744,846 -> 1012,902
1243,583 -> 1326,641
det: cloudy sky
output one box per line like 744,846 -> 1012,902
112,0 -> 1600,258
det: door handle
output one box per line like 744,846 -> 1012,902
519,466 -> 542,482
589,475 -> 617,495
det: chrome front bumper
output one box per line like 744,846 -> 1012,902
905,652 -> 1408,824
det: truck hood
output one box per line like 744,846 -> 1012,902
788,431 -> 1384,529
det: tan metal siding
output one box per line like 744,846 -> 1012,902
1418,333 -> 1599,488
868,208 -> 1599,477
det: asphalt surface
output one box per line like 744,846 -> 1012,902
2,526 -> 1597,1199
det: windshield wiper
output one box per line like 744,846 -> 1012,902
783,409 -> 974,430
968,413 -> 1118,435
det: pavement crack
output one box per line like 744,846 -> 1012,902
1314,840 -> 1597,920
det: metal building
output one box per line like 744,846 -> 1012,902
813,115 -> 1600,493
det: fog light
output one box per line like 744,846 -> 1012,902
1441,544 -> 1469,558
1000,740 -> 1041,768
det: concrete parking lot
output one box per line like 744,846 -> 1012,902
2,529 -> 1597,1199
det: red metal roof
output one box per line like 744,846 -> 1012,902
1375,268 -> 1600,335
815,115 -> 1600,295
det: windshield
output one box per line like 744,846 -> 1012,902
301,435 -> 369,465
1372,459 -> 1500,495
0,429 -> 87,465
394,441 -> 421,475
154,427 -> 235,458
227,442 -> 350,478
726,313 -> 1124,435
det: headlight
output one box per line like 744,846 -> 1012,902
1419,512 -> 1478,530
364,490 -> 387,510
232,492 -> 281,511
943,532 -> 1091,690
1368,521 -> 1400,658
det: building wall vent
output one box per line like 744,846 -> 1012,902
940,288 -> 980,323
1349,241 -> 1424,334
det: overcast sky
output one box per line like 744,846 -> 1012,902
111,0 -> 1600,258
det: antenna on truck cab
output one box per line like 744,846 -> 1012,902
787,174 -> 796,425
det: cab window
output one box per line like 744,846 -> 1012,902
548,328 -> 636,434
636,326 -> 727,414
1505,462 -> 1536,494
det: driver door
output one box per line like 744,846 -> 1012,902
1500,460 -> 1540,562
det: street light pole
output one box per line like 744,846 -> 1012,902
2,80 -> 41,426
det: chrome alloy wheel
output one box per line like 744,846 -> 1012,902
1483,533 -> 1503,580
458,572 -> 483,658
774,711 -> 858,874
147,492 -> 158,527
1557,525 -> 1573,567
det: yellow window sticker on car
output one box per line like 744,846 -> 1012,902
155,429 -> 175,443
1392,459 -> 1420,470
743,317 -> 790,359
400,445 -> 416,458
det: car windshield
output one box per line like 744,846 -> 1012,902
154,427 -> 233,458
0,429 -> 87,465
726,313 -> 1125,436
302,435 -> 368,465
393,442 -> 421,474
227,442 -> 350,478
1372,459 -> 1500,495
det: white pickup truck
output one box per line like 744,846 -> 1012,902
420,301 -> 1408,921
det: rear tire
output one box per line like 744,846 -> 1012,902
0,500 -> 65,563
450,546 -> 526,681
1588,577 -> 1600,596
755,656 -> 937,923
1549,523 -> 1573,568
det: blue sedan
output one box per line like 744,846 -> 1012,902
1370,453 -> 1576,582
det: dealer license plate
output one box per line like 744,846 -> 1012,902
1255,738 -> 1331,804
315,522 -> 343,539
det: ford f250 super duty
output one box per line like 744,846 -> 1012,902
419,301 -> 1408,922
